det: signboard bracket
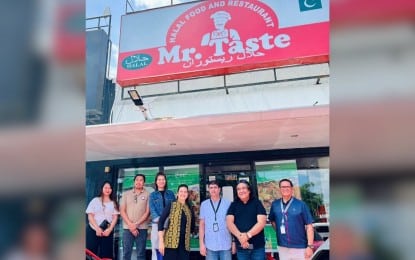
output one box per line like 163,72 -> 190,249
223,75 -> 229,95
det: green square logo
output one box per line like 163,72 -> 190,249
299,0 -> 322,12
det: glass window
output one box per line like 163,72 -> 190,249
255,157 -> 329,252
255,157 -> 329,222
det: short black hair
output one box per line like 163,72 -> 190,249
207,180 -> 221,188
134,173 -> 145,182
279,178 -> 293,187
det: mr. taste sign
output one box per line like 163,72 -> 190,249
117,0 -> 329,87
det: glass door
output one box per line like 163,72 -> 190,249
201,162 -> 257,202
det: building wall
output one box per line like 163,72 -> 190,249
111,63 -> 329,123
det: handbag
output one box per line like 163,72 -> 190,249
99,219 -> 110,230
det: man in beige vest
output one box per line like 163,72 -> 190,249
120,174 -> 150,260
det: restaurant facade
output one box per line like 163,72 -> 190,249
86,0 -> 329,257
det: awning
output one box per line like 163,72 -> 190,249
86,105 -> 329,162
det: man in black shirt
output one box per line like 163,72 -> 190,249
226,180 -> 267,260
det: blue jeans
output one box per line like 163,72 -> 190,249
156,249 -> 163,260
206,248 -> 232,260
236,247 -> 265,260
123,229 -> 147,260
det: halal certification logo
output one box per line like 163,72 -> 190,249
122,53 -> 152,70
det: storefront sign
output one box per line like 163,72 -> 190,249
117,0 -> 329,86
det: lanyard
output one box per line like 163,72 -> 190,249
209,198 -> 222,221
280,198 -> 293,224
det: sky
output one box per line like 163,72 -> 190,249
86,0 -> 191,80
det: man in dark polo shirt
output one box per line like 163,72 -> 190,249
269,178 -> 314,260
226,180 -> 266,260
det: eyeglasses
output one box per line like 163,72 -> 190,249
280,186 -> 292,189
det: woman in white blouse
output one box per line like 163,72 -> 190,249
86,181 -> 119,258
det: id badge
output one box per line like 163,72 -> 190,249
280,225 -> 286,234
213,223 -> 219,232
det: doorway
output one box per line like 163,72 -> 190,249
200,162 -> 257,202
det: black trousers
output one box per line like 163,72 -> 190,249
163,242 -> 190,260
86,224 -> 114,259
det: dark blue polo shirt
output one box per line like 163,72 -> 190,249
269,197 -> 314,248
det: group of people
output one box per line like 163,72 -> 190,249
200,179 -> 314,260
86,172 -> 316,260
85,172 -> 194,260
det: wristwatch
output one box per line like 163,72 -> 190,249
307,244 -> 315,249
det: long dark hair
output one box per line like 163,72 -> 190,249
236,180 -> 255,201
154,172 -> 168,191
177,184 -> 192,209
98,180 -> 119,211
